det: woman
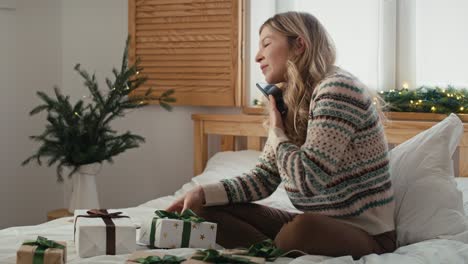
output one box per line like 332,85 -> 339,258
167,11 -> 396,259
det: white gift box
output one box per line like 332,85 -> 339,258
138,217 -> 217,249
74,209 -> 136,258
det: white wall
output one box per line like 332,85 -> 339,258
0,0 -> 64,229
0,0 -> 240,229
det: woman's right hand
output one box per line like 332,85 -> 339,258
166,185 -> 206,213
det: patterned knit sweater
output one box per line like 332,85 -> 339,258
202,69 -> 395,235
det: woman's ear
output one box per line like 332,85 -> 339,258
294,36 -> 306,55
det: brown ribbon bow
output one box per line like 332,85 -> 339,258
74,209 -> 130,255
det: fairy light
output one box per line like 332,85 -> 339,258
461,107 -> 465,111
431,106 -> 436,112
418,100 -> 422,103
136,71 -> 140,75
402,82 -> 409,89
410,100 -> 414,104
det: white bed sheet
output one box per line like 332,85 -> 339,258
1,150 -> 468,264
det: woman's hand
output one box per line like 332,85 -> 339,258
269,95 -> 285,130
166,185 -> 206,213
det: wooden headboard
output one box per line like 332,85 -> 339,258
192,114 -> 468,177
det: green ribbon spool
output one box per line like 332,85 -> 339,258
22,236 -> 65,264
133,255 -> 185,264
192,249 -> 257,264
149,209 -> 205,248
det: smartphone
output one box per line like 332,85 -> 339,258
256,83 -> 288,116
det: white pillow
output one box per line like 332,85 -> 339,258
192,150 -> 260,185
389,113 -> 468,246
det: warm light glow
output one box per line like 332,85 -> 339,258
402,82 -> 409,89
431,106 -> 436,111
418,100 -> 422,103
461,107 -> 465,111
410,100 -> 414,104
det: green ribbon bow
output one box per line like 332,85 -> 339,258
247,239 -> 284,261
22,236 -> 65,264
192,249 -> 257,264
133,255 -> 185,264
150,209 -> 206,248
154,209 -> 205,223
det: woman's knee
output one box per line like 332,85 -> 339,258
274,213 -> 319,251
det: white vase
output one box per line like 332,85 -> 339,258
68,163 -> 101,213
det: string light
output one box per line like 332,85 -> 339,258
410,100 -> 414,104
431,106 -> 436,112
402,82 -> 409,89
461,107 -> 465,111
418,100 -> 422,103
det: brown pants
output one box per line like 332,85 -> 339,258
196,203 -> 396,259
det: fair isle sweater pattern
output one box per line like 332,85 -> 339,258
203,71 -> 395,234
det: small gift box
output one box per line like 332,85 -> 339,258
187,249 -> 265,264
16,236 -> 66,264
126,250 -> 264,264
126,251 -> 186,264
138,210 -> 217,249
74,209 -> 136,258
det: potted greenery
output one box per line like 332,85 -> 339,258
22,38 -> 175,212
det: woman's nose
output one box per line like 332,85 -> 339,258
255,50 -> 263,63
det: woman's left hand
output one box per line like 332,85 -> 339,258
269,95 -> 285,130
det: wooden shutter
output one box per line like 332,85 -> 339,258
128,0 -> 242,106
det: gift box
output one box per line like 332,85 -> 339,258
74,209 -> 136,258
16,236 -> 66,264
138,210 -> 217,249
188,249 -> 265,264
126,250 -> 265,264
126,251 -> 186,264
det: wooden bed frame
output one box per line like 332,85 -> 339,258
192,114 -> 468,177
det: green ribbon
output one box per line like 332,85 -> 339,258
133,255 -> 185,264
150,209 -> 205,248
192,249 -> 257,264
247,239 -> 284,261
154,209 -> 205,223
22,236 -> 65,264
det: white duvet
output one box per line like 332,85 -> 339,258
1,150 -> 468,264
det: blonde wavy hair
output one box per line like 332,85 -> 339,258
260,12 -> 336,146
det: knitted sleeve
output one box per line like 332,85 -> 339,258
201,136 -> 283,205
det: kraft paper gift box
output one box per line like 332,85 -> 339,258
126,251 -> 186,264
74,209 -> 136,258
126,250 -> 265,264
17,236 -> 67,264
138,210 -> 217,249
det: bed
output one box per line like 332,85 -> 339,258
1,113 -> 468,264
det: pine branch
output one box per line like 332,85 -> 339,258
23,37 -> 176,181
